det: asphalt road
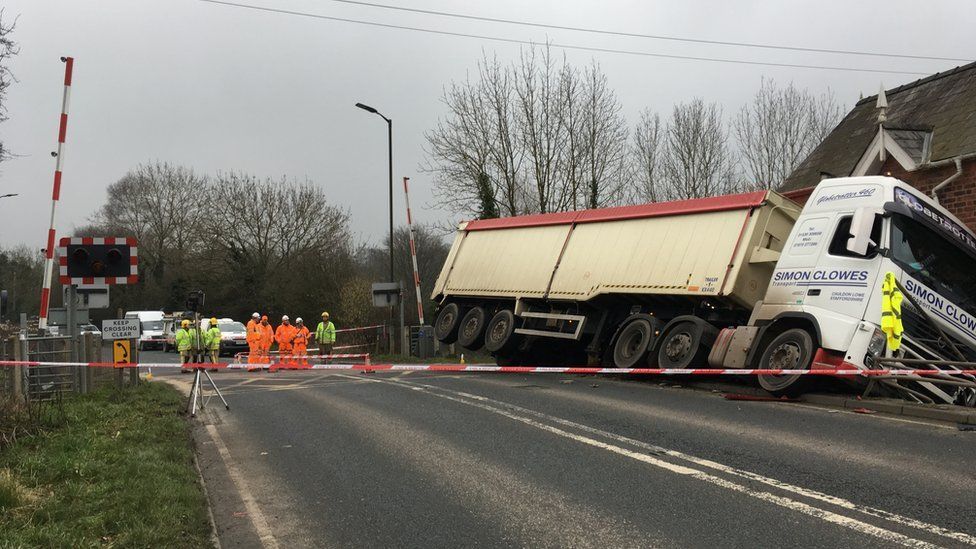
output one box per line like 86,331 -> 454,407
142,350 -> 976,548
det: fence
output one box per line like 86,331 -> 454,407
2,332 -> 124,402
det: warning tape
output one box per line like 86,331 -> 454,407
334,324 -> 385,333
1,360 -> 975,376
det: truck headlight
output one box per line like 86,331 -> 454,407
867,328 -> 886,357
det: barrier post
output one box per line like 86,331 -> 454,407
12,334 -> 23,400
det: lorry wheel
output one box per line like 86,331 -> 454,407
612,318 -> 655,368
434,303 -> 465,344
484,309 -> 518,353
656,321 -> 710,369
757,329 -> 815,397
457,307 -> 488,350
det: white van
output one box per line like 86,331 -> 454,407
125,310 -> 166,350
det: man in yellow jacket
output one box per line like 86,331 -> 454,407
205,317 -> 222,367
176,319 -> 199,373
315,312 -> 336,357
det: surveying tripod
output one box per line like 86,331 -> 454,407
185,311 -> 229,417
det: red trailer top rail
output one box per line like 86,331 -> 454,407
464,190 -> 770,231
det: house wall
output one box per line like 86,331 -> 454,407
783,158 -> 976,231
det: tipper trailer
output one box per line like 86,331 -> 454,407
431,176 -> 976,405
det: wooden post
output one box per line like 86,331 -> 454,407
129,338 -> 139,386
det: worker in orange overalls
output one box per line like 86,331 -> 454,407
245,312 -> 262,370
259,315 -> 274,365
292,317 -> 310,368
275,315 -> 297,369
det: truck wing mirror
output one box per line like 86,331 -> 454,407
847,207 -> 876,256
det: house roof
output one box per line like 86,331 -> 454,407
780,61 -> 976,191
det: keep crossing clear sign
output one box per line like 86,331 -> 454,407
102,318 -> 141,340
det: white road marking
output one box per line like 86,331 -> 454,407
206,424 -> 280,549
340,374 -> 965,547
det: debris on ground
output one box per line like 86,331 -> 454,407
851,407 -> 878,414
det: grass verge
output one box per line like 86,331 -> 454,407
0,383 -> 212,548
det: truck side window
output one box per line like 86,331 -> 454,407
828,215 -> 882,259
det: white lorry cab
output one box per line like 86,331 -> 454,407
742,177 -> 976,403
431,176 -> 976,406
124,310 -> 166,350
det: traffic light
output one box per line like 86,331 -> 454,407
58,237 -> 139,285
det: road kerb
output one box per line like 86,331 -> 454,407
802,394 -> 975,425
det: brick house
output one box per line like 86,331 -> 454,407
780,61 -> 976,230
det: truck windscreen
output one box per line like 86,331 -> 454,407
142,320 -> 164,331
890,214 -> 976,313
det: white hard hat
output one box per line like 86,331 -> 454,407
252,312 -> 260,318
282,315 -> 289,321
296,317 -> 303,323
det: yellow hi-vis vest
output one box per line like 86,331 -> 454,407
881,272 -> 904,352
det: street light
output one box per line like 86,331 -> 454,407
355,102 -> 394,285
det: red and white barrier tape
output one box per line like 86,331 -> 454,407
1,360 -> 975,376
334,324 -> 385,333
232,353 -> 370,361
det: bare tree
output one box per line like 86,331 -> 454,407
424,45 -> 629,218
93,162 -> 207,283
660,99 -> 739,200
631,109 -> 662,203
0,11 -> 18,163
734,79 -> 843,189
578,61 -> 629,208
516,45 -> 568,214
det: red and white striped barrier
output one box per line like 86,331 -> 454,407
1,360 -> 975,377
334,324 -> 385,333
403,176 -> 425,325
38,56 -> 74,330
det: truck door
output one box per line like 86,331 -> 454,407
801,212 -> 884,348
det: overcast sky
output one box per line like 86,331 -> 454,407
0,0 -> 972,250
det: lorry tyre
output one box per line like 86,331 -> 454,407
757,328 -> 815,397
484,309 -> 518,353
457,307 -> 489,350
434,303 -> 465,344
656,320 -> 713,369
612,317 -> 656,368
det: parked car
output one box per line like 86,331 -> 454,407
201,317 -> 249,356
79,324 -> 102,337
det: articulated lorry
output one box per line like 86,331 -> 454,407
431,176 -> 976,405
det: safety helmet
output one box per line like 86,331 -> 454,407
210,317 -> 218,325
296,317 -> 303,324
322,311 -> 330,318
181,319 -> 189,327
282,315 -> 289,321
252,312 -> 260,319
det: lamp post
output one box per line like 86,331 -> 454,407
355,102 -> 394,285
